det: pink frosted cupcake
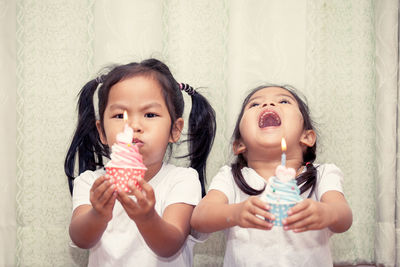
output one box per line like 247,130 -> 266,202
105,124 -> 147,192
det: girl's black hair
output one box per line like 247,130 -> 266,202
65,58 -> 216,196
231,85 -> 317,197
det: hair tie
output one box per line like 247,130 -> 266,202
305,162 -> 312,167
179,83 -> 195,95
95,75 -> 104,84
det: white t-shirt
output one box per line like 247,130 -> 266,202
72,163 -> 205,267
208,164 -> 344,267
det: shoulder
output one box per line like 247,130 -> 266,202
215,165 -> 233,178
73,169 -> 105,188
208,165 -> 235,192
162,163 -> 198,178
316,163 -> 343,179
157,164 -> 202,207
314,163 -> 344,199
210,165 -> 233,183
161,163 -> 200,186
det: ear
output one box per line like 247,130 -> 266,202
169,118 -> 184,143
233,139 -> 247,155
300,129 -> 316,147
96,120 -> 108,145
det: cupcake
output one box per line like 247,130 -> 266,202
105,124 -> 147,192
261,165 -> 302,226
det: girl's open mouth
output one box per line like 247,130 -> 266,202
258,109 -> 281,128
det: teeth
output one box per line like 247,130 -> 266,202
259,110 -> 281,128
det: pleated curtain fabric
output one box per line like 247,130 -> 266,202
374,1 -> 400,267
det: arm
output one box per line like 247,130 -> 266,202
137,203 -> 193,257
117,179 -> 194,257
69,176 -> 117,249
191,189 -> 274,233
284,190 -> 352,233
321,191 -> 352,232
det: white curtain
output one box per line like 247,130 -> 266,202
0,0 -> 16,266
375,1 -> 399,267
1,0 -> 396,266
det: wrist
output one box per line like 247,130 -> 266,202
229,203 -> 243,227
90,208 -> 111,225
135,209 -> 159,228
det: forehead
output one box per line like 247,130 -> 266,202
249,86 -> 296,101
108,75 -> 165,103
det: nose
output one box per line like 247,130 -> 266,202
262,102 -> 276,107
129,118 -> 142,133
132,125 -> 142,133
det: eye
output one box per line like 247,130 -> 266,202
248,102 -> 259,108
279,99 -> 291,104
145,113 -> 158,118
113,113 -> 124,119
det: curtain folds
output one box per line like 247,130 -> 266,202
374,1 -> 399,267
0,1 -> 16,266
0,0 -> 395,266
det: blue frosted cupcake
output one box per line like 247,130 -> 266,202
261,165 -> 303,226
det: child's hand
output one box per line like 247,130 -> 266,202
233,196 -> 274,230
90,176 -> 117,222
282,199 -> 333,232
117,178 -> 157,224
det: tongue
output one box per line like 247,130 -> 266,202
259,114 -> 280,128
265,116 -> 280,126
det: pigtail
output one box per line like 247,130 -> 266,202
296,146 -> 318,198
232,155 -> 265,195
182,85 -> 216,196
64,79 -> 108,194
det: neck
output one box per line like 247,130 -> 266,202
143,161 -> 163,182
247,155 -> 303,181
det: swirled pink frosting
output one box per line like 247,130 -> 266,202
105,124 -> 147,169
106,142 -> 146,169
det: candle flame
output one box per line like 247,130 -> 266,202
123,111 -> 128,122
281,137 -> 287,152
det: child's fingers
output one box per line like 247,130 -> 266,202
129,181 -> 147,207
117,190 -> 139,210
92,175 -> 108,189
248,212 -> 274,230
253,197 -> 271,211
90,177 -> 112,205
139,178 -> 154,197
136,178 -> 156,203
293,226 -> 311,233
284,215 -> 313,231
100,183 -> 117,204
104,191 -> 118,210
253,206 -> 275,222
283,208 -> 310,227
287,199 -> 311,216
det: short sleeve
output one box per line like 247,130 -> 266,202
315,164 -> 344,200
207,166 -> 236,204
72,170 -> 103,211
163,167 -> 202,208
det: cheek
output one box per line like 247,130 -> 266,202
238,117 -> 253,140
103,125 -> 118,146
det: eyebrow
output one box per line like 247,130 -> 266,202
108,102 -> 163,111
108,103 -> 128,110
140,102 -> 163,110
248,93 -> 297,103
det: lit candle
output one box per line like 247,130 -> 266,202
281,137 -> 286,166
123,110 -> 128,123
116,111 -> 133,144
123,111 -> 130,134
